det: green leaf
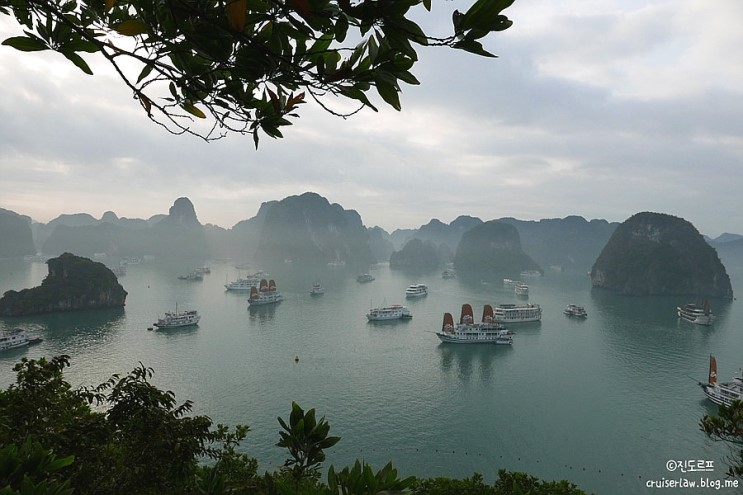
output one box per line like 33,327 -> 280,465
137,63 -> 154,83
2,36 -> 47,52
453,39 -> 496,58
334,13 -> 349,42
182,102 -> 206,118
64,39 -> 100,53
61,50 -> 93,74
461,0 -> 514,32
115,20 -> 149,37
340,86 -> 378,111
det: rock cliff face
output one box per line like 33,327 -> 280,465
0,208 -> 35,257
590,212 -> 733,298
453,221 -> 541,275
0,253 -> 127,316
254,192 -> 374,266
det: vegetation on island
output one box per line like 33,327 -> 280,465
0,253 -> 127,316
1,0 -> 515,145
0,355 -> 588,495
590,212 -> 733,298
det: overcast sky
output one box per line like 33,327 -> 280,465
1,0 -> 741,237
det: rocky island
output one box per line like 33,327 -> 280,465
590,212 -> 733,298
453,220 -> 541,276
0,253 -> 128,316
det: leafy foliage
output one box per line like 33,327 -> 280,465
701,400 -> 743,478
0,440 -> 75,495
277,401 -> 341,491
0,0 -> 515,144
0,355 -> 251,495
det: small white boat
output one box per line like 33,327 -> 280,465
493,303 -> 542,323
405,284 -> 428,298
699,355 -> 743,406
366,304 -> 412,321
248,279 -> 283,306
195,266 -> 211,274
677,301 -> 714,326
310,282 -> 325,296
436,304 -> 514,345
514,282 -> 529,296
503,278 -> 516,288
564,304 -> 588,318
442,268 -> 456,279
155,306 -> 201,328
0,328 -> 30,351
356,273 -> 375,283
178,271 -> 203,281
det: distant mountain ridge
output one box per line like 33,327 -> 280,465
40,198 -> 207,258
2,194 -> 740,280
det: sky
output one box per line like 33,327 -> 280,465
1,0 -> 742,237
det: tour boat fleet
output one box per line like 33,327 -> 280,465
248,279 -> 283,306
677,301 -> 714,326
366,305 -> 412,321
405,284 -> 428,298
700,355 -> 743,406
436,304 -> 514,345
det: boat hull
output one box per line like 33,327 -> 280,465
436,332 -> 513,345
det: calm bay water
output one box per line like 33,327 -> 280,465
1,257 -> 741,494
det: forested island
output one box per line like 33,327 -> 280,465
590,212 -> 733,298
0,253 -> 127,316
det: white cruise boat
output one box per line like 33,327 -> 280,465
248,279 -> 283,306
493,303 -> 542,323
677,301 -> 714,326
224,271 -> 269,291
503,278 -> 516,288
310,282 -> 325,296
356,273 -> 375,283
366,304 -> 412,321
436,304 -> 514,345
0,328 -> 30,351
178,271 -> 203,281
405,284 -> 428,298
700,355 -> 743,406
514,282 -> 529,296
154,307 -> 201,328
564,304 -> 588,318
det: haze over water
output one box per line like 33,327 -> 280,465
0,257 -> 740,495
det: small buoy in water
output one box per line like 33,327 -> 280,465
147,327 -> 153,331
294,356 -> 299,363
